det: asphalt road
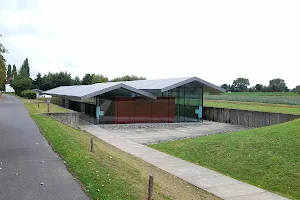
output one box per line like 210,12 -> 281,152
0,94 -> 89,200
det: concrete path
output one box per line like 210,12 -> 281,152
0,95 -> 89,200
80,123 -> 289,200
101,121 -> 247,144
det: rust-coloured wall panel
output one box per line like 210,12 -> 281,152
114,98 -> 135,124
115,97 -> 175,124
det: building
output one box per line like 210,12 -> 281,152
44,77 -> 225,124
32,89 -> 44,98
5,84 -> 15,93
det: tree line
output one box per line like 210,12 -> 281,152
221,77 -> 300,93
4,58 -> 146,95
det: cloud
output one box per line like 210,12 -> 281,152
1,0 -> 300,88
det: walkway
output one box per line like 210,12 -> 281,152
0,95 -> 89,200
80,123 -> 288,200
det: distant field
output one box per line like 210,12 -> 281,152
218,92 -> 300,96
204,94 -> 300,105
204,100 -> 300,115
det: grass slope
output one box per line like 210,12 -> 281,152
150,119 -> 300,199
21,98 -> 69,114
204,100 -> 300,115
22,97 -> 217,200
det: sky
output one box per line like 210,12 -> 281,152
0,0 -> 300,88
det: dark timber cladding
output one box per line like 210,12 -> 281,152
45,77 -> 225,124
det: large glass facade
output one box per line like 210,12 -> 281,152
51,81 -> 203,124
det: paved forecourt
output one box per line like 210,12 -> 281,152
80,123 -> 289,200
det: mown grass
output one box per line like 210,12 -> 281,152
22,97 -> 217,200
20,98 -> 69,114
150,119 -> 300,199
204,100 -> 300,115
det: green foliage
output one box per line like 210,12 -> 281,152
255,84 -> 263,91
110,75 -> 146,82
6,64 -> 12,79
295,85 -> 300,94
21,90 -> 36,99
0,34 -> 7,90
91,74 -> 108,84
10,77 -> 32,95
151,119 -> 300,199
39,71 -> 73,91
232,77 -> 250,92
268,78 -> 287,92
32,72 -> 43,89
81,73 -> 92,85
73,75 -> 81,85
220,84 -> 230,91
12,64 -> 17,78
19,58 -> 30,78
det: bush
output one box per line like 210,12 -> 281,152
21,90 -> 36,99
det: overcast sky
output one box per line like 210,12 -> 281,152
1,0 -> 299,88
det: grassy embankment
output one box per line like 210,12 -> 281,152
152,93 -> 300,199
20,97 -> 218,200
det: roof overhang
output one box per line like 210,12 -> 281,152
81,83 -> 157,100
160,77 -> 225,93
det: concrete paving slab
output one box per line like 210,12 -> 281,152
102,121 -> 247,144
206,183 -> 265,199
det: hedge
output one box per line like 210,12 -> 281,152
21,90 -> 36,99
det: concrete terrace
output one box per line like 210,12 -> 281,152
79,122 -> 289,200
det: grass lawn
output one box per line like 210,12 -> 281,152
204,100 -> 300,115
20,98 -> 69,114
150,119 -> 300,199
21,97 -> 217,200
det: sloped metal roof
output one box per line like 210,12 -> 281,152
45,82 -> 156,100
122,77 -> 225,93
44,77 -> 225,100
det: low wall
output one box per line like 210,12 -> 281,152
203,107 -> 300,127
43,112 -> 79,128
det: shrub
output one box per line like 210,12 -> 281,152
21,90 -> 36,99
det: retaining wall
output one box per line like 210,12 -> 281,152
43,112 -> 79,128
203,107 -> 300,127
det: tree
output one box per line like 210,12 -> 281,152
295,85 -> 300,94
110,75 -> 146,82
255,84 -> 263,92
6,64 -> 12,80
91,74 -> 108,84
232,78 -> 250,92
0,34 -> 7,90
82,73 -> 92,85
39,72 -> 73,91
12,64 -> 17,78
268,78 -> 287,92
32,73 -> 43,89
73,76 -> 81,85
19,58 -> 30,78
221,84 -> 230,92
248,86 -> 256,92
10,77 -> 32,95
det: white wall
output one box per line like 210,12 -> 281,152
5,84 -> 15,93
